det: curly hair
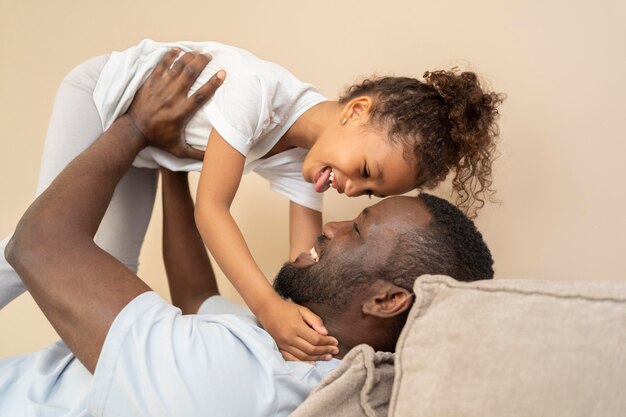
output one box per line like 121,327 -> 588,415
379,193 -> 495,290
339,70 -> 505,217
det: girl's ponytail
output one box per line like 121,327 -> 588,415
424,70 -> 505,215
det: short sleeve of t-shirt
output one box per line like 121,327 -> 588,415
87,291 -> 286,417
251,148 -> 324,212
203,72 -> 270,157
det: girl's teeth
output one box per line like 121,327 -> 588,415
329,170 -> 335,186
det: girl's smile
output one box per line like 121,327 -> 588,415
313,166 -> 333,192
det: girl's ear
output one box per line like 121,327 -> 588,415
362,282 -> 413,318
341,96 -> 373,124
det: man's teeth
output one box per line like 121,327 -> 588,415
309,247 -> 319,262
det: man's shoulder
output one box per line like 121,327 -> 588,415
197,295 -> 260,327
89,291 -> 331,416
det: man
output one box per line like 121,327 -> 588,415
273,193 -> 494,357
1,52 -> 493,417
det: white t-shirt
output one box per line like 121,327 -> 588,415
93,39 -> 326,211
0,293 -> 340,417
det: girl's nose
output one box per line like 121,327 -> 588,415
344,180 -> 361,197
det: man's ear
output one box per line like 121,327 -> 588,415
362,282 -> 413,318
341,96 -> 373,124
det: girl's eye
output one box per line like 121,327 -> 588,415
362,163 -> 370,178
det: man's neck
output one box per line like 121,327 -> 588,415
306,302 -> 390,359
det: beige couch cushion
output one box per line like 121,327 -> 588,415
389,275 -> 626,417
290,345 -> 394,417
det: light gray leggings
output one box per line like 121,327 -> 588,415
0,55 -> 158,309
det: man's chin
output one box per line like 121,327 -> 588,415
273,261 -> 310,303
274,257 -> 336,308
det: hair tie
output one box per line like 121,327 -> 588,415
424,68 -> 458,103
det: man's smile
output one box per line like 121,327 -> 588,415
294,235 -> 328,267
309,247 -> 319,262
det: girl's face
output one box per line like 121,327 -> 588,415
302,121 -> 417,198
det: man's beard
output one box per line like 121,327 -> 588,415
274,235 -> 331,305
273,261 -> 326,306
273,243 -> 357,309
273,252 -> 341,307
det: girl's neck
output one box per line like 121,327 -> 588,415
283,101 -> 342,149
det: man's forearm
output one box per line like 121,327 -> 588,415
5,115 -> 150,372
162,170 -> 219,314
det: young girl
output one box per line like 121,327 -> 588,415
1,39 -> 503,360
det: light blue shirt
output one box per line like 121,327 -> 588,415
0,293 -> 340,416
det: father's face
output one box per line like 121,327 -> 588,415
274,196 -> 432,307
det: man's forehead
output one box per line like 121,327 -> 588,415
358,196 -> 431,227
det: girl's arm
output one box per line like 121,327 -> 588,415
195,130 -> 338,361
161,169 -> 219,314
289,202 -> 322,261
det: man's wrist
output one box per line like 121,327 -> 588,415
118,114 -> 150,149
161,168 -> 189,183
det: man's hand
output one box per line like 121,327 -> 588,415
256,296 -> 339,362
127,49 -> 225,160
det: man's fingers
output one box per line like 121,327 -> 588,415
181,53 -> 212,82
180,145 -> 205,161
185,70 -> 225,113
169,51 -> 198,75
153,48 -> 181,78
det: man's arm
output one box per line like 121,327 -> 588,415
5,50 -> 223,373
161,169 -> 219,314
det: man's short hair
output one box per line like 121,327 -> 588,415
352,193 -> 494,296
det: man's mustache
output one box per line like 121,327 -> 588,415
316,234 -> 329,257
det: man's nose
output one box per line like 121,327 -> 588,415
322,221 -> 350,238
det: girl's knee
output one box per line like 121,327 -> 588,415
59,55 -> 109,94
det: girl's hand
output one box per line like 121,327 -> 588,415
257,297 -> 339,362
127,49 -> 225,160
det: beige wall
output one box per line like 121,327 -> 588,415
1,0 -> 625,357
